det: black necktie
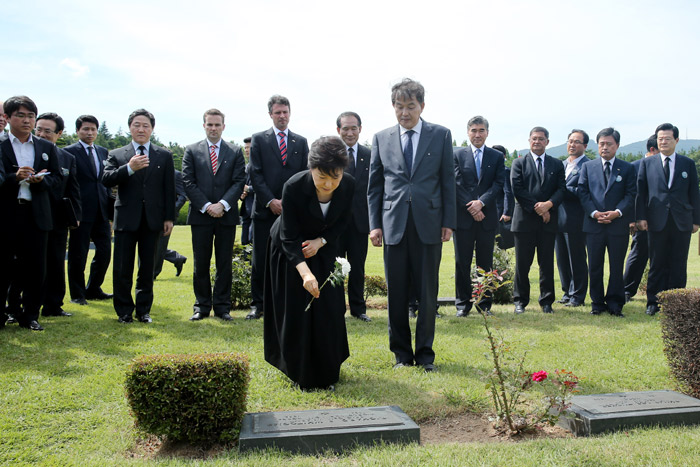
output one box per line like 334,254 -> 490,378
664,156 -> 670,185
403,130 -> 415,174
536,157 -> 543,184
138,145 -> 146,156
604,161 -> 611,185
347,147 -> 355,176
87,146 -> 98,177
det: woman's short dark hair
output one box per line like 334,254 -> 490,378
308,136 -> 348,175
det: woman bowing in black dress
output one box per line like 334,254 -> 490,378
264,136 -> 355,391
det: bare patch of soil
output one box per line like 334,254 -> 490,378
419,412 -> 573,444
127,436 -> 230,460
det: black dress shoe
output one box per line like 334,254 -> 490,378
393,362 -> 413,369
245,308 -> 263,320
70,298 -> 89,306
609,310 -> 625,318
190,312 -> 208,321
6,314 -> 17,324
556,297 -> 570,304
408,308 -> 417,319
420,363 -> 437,372
20,320 -> 44,331
624,292 -> 632,303
514,304 -> 525,314
646,305 -> 659,316
85,290 -> 113,300
456,309 -> 470,317
590,309 -> 603,315
175,257 -> 187,277
352,313 -> 371,322
541,304 -> 554,314
42,308 -> 72,317
118,316 -> 134,323
565,301 -> 584,307
137,314 -> 153,323
218,312 -> 233,321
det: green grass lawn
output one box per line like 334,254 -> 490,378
2,226 -> 700,466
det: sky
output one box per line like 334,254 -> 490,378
2,0 -> 699,153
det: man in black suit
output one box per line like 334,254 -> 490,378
453,116 -> 505,316
239,137 -> 254,246
65,115 -> 112,305
34,113 -> 82,317
336,111 -> 371,322
153,169 -> 187,279
554,130 -> 591,308
367,79 -> 456,372
623,135 -> 658,302
0,96 -> 61,331
636,123 -> 700,315
246,95 -> 309,319
511,127 -> 566,314
102,109 -> 175,323
578,128 -> 636,317
182,108 -> 246,321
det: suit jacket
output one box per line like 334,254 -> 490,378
497,166 -> 514,218
636,153 -> 700,232
174,170 -> 187,212
51,148 -> 83,229
101,143 -> 175,232
64,142 -> 111,223
578,158 -> 636,235
453,145 -> 505,231
367,119 -> 456,245
249,128 -> 309,221
557,156 -> 590,232
271,170 -> 355,266
510,152 -> 566,233
0,135 -> 61,231
182,140 -> 246,226
346,144 -> 370,233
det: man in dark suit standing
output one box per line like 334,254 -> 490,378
511,127 -> 566,314
183,108 -> 246,321
246,95 -> 309,319
239,137 -> 254,246
636,123 -> 700,315
578,128 -> 636,317
554,130 -> 591,308
34,113 -> 82,317
0,96 -> 61,331
102,109 -> 175,323
336,111 -> 372,322
65,115 -> 112,305
368,78 -> 456,372
153,169 -> 187,279
623,135 -> 658,302
453,116 -> 505,316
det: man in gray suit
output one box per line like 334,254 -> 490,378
182,109 -> 246,321
368,78 -> 456,372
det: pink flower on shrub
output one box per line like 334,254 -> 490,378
531,370 -> 548,382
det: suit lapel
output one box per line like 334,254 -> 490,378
604,159 -> 619,194
202,140 -> 215,177
1,139 -> 19,168
671,155 -> 682,189
412,121 -> 432,176
32,137 -> 44,169
268,129 -> 284,166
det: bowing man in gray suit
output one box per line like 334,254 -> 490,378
368,79 -> 456,372
182,109 -> 246,321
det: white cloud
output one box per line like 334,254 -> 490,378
59,58 -> 89,78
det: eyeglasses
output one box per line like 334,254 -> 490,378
567,140 -> 584,145
13,112 -> 36,120
35,127 -> 55,135
657,137 -> 674,143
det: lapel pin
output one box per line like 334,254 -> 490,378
616,175 -> 622,182
42,153 -> 49,161
682,171 -> 688,178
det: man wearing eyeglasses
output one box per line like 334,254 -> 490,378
636,123 -> 700,316
0,96 -> 61,331
510,127 -> 566,315
554,130 -> 591,308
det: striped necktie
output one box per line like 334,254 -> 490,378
279,132 -> 287,166
210,144 -> 218,174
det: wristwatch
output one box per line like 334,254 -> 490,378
320,237 -> 327,246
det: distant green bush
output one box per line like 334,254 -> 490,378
659,288 -> 700,399
125,353 -> 250,444
364,275 -> 388,300
175,201 -> 189,225
210,244 -> 252,309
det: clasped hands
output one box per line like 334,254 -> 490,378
206,202 -> 225,218
534,200 -> 553,223
466,200 -> 485,222
594,211 -> 620,224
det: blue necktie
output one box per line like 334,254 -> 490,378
403,130 -> 415,174
474,148 -> 482,180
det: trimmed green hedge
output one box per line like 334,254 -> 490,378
125,353 -> 250,444
659,288 -> 700,398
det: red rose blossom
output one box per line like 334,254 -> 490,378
532,370 -> 548,382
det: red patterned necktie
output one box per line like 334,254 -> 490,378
210,144 -> 218,174
278,132 -> 287,166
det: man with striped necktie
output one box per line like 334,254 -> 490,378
246,95 -> 309,320
182,109 -> 246,321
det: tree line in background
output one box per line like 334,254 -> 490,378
53,122 -> 700,176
